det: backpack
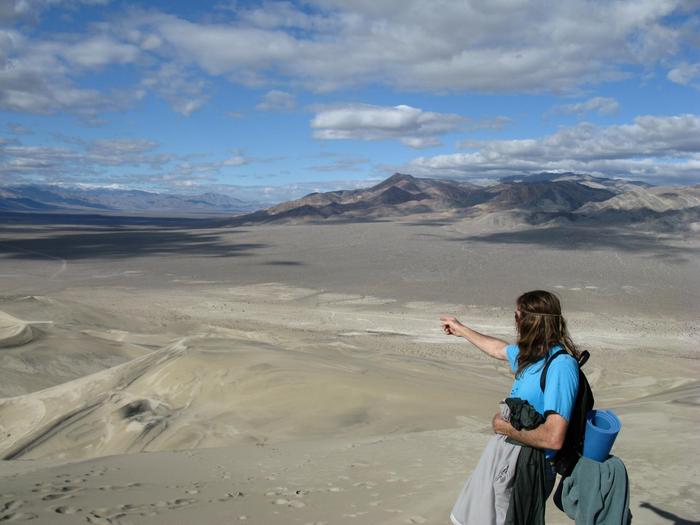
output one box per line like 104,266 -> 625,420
540,349 -> 594,477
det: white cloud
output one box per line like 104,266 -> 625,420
411,114 -> 700,183
140,34 -> 162,51
58,35 -> 139,68
1,1 -> 696,120
127,1 -> 691,93
667,62 -> 700,86
552,97 -> 620,116
256,90 -> 296,111
311,104 -> 463,148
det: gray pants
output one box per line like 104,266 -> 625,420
450,433 -> 521,525
450,404 -> 555,525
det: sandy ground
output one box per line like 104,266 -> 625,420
0,216 -> 698,524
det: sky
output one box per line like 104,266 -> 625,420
0,0 -> 699,202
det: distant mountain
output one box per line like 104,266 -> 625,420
484,180 -> 615,212
499,171 -> 651,191
224,173 -> 699,233
568,184 -> 700,232
577,184 -> 700,213
0,185 -> 257,214
228,174 -> 488,224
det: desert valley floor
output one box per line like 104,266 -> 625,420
0,215 -> 698,524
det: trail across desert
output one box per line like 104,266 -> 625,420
1,217 -> 698,524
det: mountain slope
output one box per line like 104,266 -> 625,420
227,173 -> 491,224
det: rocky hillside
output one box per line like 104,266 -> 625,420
225,173 -> 699,233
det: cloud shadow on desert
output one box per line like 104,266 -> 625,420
449,226 -> 699,263
0,211 -> 227,228
0,229 -> 267,260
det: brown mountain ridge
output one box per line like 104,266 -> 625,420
226,173 -> 699,233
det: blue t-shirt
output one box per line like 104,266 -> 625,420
505,344 -> 579,458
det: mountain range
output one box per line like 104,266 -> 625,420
0,185 -> 256,214
2,174 -> 699,234
227,172 -> 700,233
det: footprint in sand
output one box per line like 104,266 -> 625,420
41,486 -> 81,501
51,505 -> 82,514
0,499 -> 24,515
405,517 -> 428,524
151,498 -> 196,510
0,511 -> 39,522
80,498 -> 197,524
86,514 -> 113,525
272,498 -> 306,509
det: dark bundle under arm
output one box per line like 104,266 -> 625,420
504,397 -> 546,431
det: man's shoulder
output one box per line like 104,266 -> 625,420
548,351 -> 580,380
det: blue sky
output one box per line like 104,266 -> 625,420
1,0 -> 699,202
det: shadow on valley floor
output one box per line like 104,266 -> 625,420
0,211 -> 242,232
400,218 -> 460,227
219,215 -> 393,227
451,226 -> 699,263
303,217 -> 391,226
0,229 -> 267,260
640,502 -> 700,524
264,260 -> 304,266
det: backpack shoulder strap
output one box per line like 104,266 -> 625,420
540,349 -> 569,392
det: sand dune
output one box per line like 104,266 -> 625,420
0,216 -> 698,524
0,320 -> 506,461
0,310 -> 36,348
0,282 -> 697,524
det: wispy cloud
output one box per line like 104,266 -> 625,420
667,62 -> 700,87
223,154 -> 251,167
0,137 -> 171,181
464,116 -> 512,131
0,28 -> 145,119
256,90 -> 296,111
7,122 -> 32,134
551,97 -> 620,116
0,0 -> 112,24
308,154 -> 370,173
141,64 -> 209,116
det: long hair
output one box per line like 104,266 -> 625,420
514,290 -> 579,377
